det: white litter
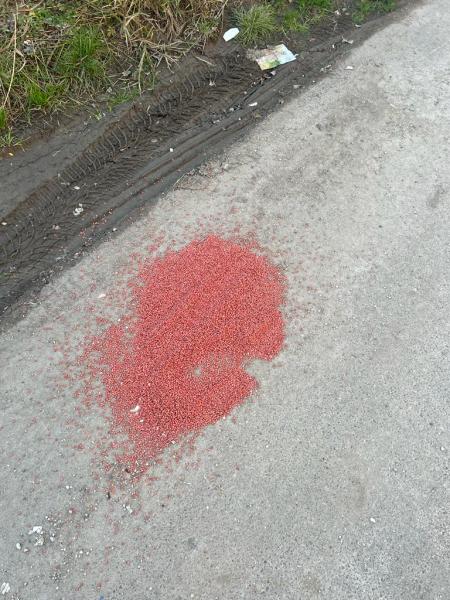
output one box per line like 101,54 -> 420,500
251,44 -> 296,71
342,37 -> 354,44
223,27 -> 239,42
97,293 -> 106,299
73,185 -> 80,190
1,583 -> 10,595
345,65 -> 354,70
29,526 -> 43,535
73,204 -> 84,216
169,148 -> 174,153
248,102 -> 258,107
130,405 -> 140,413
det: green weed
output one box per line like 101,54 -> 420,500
0,107 -> 7,130
59,27 -> 106,85
0,127 -> 20,149
234,4 -> 277,46
297,0 -> 332,10
108,88 -> 140,110
196,17 -> 219,38
282,10 -> 310,34
26,82 -> 61,109
353,0 -> 396,23
296,0 -> 333,23
30,5 -> 76,30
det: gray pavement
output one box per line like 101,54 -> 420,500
1,1 -> 449,598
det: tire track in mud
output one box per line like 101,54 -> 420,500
0,4 -> 416,317
0,50 -> 257,311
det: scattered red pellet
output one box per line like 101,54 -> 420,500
91,235 -> 285,462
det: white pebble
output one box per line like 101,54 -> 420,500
1,583 -> 10,595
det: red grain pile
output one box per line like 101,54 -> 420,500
94,235 -> 284,460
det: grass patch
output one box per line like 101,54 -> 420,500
108,88 -> 140,111
59,26 -> 107,86
353,0 -> 396,23
234,4 -> 277,46
0,127 -> 20,149
297,0 -> 332,11
273,0 -> 335,36
282,10 -> 310,34
26,82 -> 61,109
196,17 -> 220,38
296,0 -> 333,23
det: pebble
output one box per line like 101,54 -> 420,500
0,583 -> 10,595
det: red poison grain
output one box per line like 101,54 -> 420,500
95,236 -> 284,461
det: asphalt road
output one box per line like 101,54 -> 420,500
1,1 -> 449,598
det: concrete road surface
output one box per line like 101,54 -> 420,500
1,1 -> 449,598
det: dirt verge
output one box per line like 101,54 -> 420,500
0,1 -> 419,321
